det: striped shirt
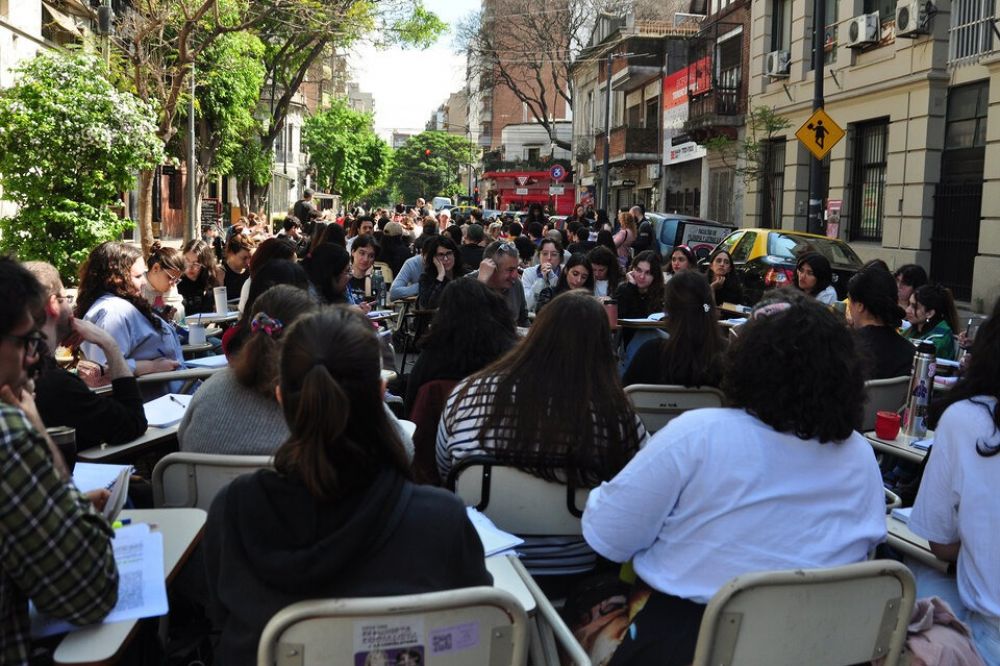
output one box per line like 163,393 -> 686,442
436,374 -> 647,575
0,404 -> 119,664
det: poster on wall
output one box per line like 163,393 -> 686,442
826,199 -> 842,239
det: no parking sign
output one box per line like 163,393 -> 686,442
549,164 -> 566,182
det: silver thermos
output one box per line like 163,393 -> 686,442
902,341 -> 936,438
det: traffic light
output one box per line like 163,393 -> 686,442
424,149 -> 432,156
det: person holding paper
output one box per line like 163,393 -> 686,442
0,258 -> 119,665
204,307 -> 489,665
23,261 -> 148,451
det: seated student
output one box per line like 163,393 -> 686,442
438,291 -> 647,575
204,307 -> 490,664
222,233 -> 254,300
460,223 -> 487,269
567,222 -> 596,256
303,243 -> 353,306
178,238 -> 224,315
535,253 -> 594,312
793,252 -> 838,305
142,242 -> 187,323
706,248 -> 743,306
847,267 -> 915,379
615,250 -> 665,348
24,261 -> 147,452
904,283 -> 960,360
582,290 -> 886,666
0,258 -> 119,664
417,236 -> 464,310
474,241 -> 530,327
522,238 -> 565,311
223,260 -> 309,359
588,245 -> 622,299
389,253 -> 425,301
513,235 -> 536,271
894,263 -> 928,312
181,286 -> 316,456
75,242 -> 183,378
379,221 -> 412,278
623,271 -> 726,388
346,235 -> 380,306
236,237 -> 298,314
666,245 -> 696,281
909,296 -> 1000,665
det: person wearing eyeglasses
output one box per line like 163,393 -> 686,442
141,241 -> 187,323
0,258 -> 120,665
418,237 -> 464,310
23,261 -> 148,453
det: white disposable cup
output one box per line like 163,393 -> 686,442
188,323 -> 207,345
213,287 -> 228,315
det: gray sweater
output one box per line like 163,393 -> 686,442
179,368 -> 416,458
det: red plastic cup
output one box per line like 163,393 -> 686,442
875,411 -> 901,440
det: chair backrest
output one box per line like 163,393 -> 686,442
862,375 -> 910,431
624,384 -> 726,433
257,587 -> 528,666
446,456 -> 589,536
692,560 -> 915,666
152,451 -> 272,509
373,261 -> 394,285
410,379 -> 461,485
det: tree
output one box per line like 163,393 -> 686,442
389,131 -> 477,202
0,53 -> 163,282
302,100 -> 391,206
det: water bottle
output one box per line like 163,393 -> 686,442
372,268 -> 386,309
902,341 -> 936,438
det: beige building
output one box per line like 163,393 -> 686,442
747,0 -> 997,308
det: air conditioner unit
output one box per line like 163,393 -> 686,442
765,49 -> 790,77
846,12 -> 880,48
896,1 -> 929,37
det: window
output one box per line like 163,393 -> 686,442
644,98 -> 658,129
809,0 -> 838,68
771,0 -> 792,52
863,0 -> 897,19
849,119 -> 889,242
759,139 -> 786,229
708,168 -> 736,224
526,146 -> 541,162
944,82 -> 989,150
717,32 -> 742,113
949,0 -> 996,65
731,232 -> 758,263
626,104 -> 641,128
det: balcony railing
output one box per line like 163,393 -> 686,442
688,86 -> 744,119
593,126 -> 659,163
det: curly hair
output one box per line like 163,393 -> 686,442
75,242 -> 162,331
587,245 -> 622,293
722,290 -> 866,442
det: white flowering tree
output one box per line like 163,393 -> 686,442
0,53 -> 164,281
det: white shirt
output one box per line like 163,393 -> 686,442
582,407 -> 886,603
910,397 -> 1000,618
594,279 -> 609,298
815,284 -> 838,305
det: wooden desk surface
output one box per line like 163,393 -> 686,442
77,425 -> 179,463
53,508 -> 207,665
864,430 -> 932,464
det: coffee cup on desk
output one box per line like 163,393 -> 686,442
188,322 -> 207,345
875,411 -> 901,440
212,286 -> 228,315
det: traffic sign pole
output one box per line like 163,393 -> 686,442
808,0 -> 827,235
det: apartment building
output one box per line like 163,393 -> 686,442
748,0 -> 996,306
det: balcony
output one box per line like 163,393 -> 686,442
593,126 -> 659,164
685,87 -> 745,139
482,150 -> 563,172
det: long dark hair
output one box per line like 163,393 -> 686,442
587,245 -> 622,293
555,253 -> 594,292
248,238 -> 296,279
793,252 -> 833,295
231,285 -> 317,397
449,290 -> 642,485
76,241 -> 162,331
419,279 -> 518,372
631,250 -> 665,302
723,290 -> 866,441
913,283 -> 959,334
303,243 -> 351,304
228,260 -> 310,357
420,236 -> 464,280
274,307 -> 410,502
847,266 -> 905,328
181,239 -> 220,291
928,296 -> 1000,456
659,271 -> 726,386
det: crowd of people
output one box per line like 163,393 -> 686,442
0,197 -> 996,666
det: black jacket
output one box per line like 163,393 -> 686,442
856,325 -> 916,380
204,467 -> 491,665
380,236 -> 413,278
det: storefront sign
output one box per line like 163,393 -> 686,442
664,140 -> 707,165
549,186 -> 565,195
515,187 -> 529,195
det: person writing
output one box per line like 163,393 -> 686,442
203,307 -> 490,664
24,261 -> 147,452
0,258 -> 119,664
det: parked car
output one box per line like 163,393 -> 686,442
648,213 -> 736,262
711,228 -> 865,305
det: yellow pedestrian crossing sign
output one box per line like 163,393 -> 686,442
796,108 -> 844,160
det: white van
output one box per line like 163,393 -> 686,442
431,196 -> 452,212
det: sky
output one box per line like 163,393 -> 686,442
349,0 -> 481,142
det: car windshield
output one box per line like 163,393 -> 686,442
767,233 -> 863,267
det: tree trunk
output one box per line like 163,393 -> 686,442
137,168 -> 156,258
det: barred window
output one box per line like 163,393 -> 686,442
849,120 -> 888,242
949,0 -> 997,66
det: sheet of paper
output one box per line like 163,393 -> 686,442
72,463 -> 131,493
466,507 -> 524,557
143,393 -> 192,427
891,507 -> 913,524
103,467 -> 131,521
184,354 -> 228,368
30,524 -> 168,638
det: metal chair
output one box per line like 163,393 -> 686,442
152,451 -> 272,509
624,384 -> 727,434
692,560 -> 915,666
257,587 -> 529,666
862,375 -> 910,432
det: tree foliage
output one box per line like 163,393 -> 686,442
0,53 -> 163,281
389,131 -> 477,202
303,100 -> 391,205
